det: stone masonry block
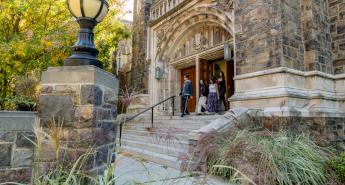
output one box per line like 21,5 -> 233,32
0,143 -> 12,167
16,132 -> 35,148
0,168 -> 32,184
0,131 -> 15,142
104,91 -> 118,104
81,85 -> 103,105
38,141 -> 58,162
74,106 -> 95,128
94,146 -> 110,167
13,148 -> 34,167
40,85 -> 53,94
39,95 -> 75,125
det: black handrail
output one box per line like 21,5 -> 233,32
118,95 -> 176,146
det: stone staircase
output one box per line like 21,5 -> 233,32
117,114 -> 220,170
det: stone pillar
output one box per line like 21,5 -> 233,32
234,0 -> 304,75
230,0 -> 345,114
196,56 -> 200,99
38,66 -> 118,175
301,0 -> 332,73
131,0 -> 152,93
329,0 -> 345,74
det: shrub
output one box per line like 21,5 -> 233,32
196,130 -> 334,185
0,76 -> 38,111
329,151 -> 345,183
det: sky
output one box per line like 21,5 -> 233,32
122,0 -> 134,21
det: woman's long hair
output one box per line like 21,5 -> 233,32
219,71 -> 225,80
210,75 -> 217,84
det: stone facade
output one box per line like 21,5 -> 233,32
39,66 -> 118,175
136,0 -> 345,116
329,0 -> 345,74
131,0 -> 152,94
234,0 -> 305,75
115,20 -> 132,77
0,111 -> 36,184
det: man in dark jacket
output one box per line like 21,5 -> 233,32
180,75 -> 193,117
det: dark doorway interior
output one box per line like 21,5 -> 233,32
200,58 -> 235,110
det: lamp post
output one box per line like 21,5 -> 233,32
65,0 -> 109,69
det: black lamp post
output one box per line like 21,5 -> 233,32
65,0 -> 109,69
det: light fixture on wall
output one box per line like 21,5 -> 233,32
155,66 -> 163,79
64,0 -> 109,69
224,42 -> 233,61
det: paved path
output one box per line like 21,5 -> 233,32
114,154 -> 229,185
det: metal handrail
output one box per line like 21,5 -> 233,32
118,95 -> 176,146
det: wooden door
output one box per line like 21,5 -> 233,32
180,66 -> 196,112
200,60 -> 213,83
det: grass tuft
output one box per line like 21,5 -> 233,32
195,130 -> 336,185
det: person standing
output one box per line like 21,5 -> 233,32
180,75 -> 193,117
207,76 -> 219,113
197,80 -> 207,114
218,71 -> 227,111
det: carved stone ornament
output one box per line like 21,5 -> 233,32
194,33 -> 207,51
157,29 -> 165,44
215,0 -> 233,11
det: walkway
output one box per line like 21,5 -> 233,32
114,154 -> 229,185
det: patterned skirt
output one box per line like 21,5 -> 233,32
207,92 -> 219,113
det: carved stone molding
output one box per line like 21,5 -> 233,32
215,0 -> 233,11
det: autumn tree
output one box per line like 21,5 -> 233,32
0,0 -> 130,109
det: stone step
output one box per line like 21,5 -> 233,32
123,122 -> 207,131
124,119 -> 212,126
121,134 -> 189,148
118,145 -> 182,169
121,139 -> 186,158
125,114 -> 220,122
117,114 -> 220,171
118,126 -> 192,136
121,129 -> 190,141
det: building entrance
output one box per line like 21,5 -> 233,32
200,58 -> 235,110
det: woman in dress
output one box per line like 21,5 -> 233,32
207,76 -> 219,113
218,71 -> 227,111
197,80 -> 207,114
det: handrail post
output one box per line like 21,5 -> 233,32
172,96 -> 175,116
151,107 -> 154,128
119,123 -> 123,146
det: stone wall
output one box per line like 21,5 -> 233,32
301,0 -> 333,73
187,107 -> 345,171
0,111 -> 36,184
234,0 -> 304,75
39,66 -> 118,175
329,0 -> 345,74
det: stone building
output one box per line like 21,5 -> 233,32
119,0 -> 345,172
131,0 -> 151,94
130,0 -> 345,118
115,20 -> 133,79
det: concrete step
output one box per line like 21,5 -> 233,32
118,145 -> 182,169
121,134 -> 189,148
121,139 -> 186,158
121,129 -> 190,141
126,114 -> 220,122
124,119 -> 212,126
123,122 -> 207,131
117,114 -> 221,171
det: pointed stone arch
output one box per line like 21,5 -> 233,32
155,3 -> 234,62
